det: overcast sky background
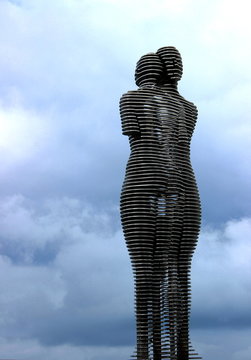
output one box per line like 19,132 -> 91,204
0,0 -> 250,359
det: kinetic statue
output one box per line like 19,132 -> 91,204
120,47 -> 201,360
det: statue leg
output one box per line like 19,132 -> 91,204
152,259 -> 164,360
166,191 -> 184,360
177,189 -> 201,360
120,190 -> 156,359
152,196 -> 167,360
152,191 -> 183,360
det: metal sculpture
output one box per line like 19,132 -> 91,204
120,47 -> 201,360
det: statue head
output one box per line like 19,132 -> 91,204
156,46 -> 183,83
135,53 -> 164,87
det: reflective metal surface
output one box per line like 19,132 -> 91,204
120,48 -> 202,360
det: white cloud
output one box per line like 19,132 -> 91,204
1,0 -> 249,210
203,0 -> 251,46
0,105 -> 51,161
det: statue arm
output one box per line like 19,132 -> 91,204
119,92 -> 140,136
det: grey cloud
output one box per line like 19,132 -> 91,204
0,196 -> 250,349
0,195 -> 119,265
0,195 -> 134,346
191,91 -> 251,224
0,0 -> 250,358
0,336 -> 133,360
191,218 -> 251,329
192,328 -> 251,360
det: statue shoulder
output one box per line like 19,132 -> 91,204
120,90 -> 139,100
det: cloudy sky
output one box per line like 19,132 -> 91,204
0,0 -> 250,359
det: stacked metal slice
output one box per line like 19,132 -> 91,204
120,48 -> 202,360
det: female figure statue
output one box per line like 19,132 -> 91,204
119,48 -> 201,360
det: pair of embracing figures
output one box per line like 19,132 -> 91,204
119,46 -> 201,360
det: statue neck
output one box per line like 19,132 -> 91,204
160,82 -> 179,94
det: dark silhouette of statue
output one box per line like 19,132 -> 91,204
120,47 -> 201,360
